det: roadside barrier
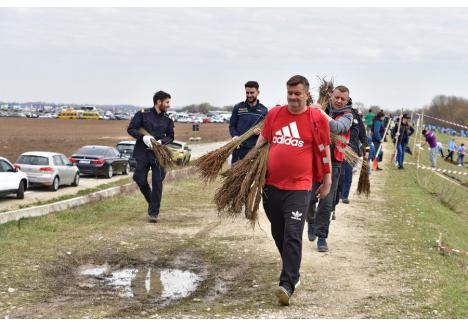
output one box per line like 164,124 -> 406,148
437,233 -> 468,257
405,162 -> 468,176
417,113 -> 468,130
0,166 -> 196,225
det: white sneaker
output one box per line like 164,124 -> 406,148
295,278 -> 301,289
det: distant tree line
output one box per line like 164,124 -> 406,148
418,95 -> 468,127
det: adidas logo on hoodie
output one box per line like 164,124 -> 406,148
272,122 -> 304,147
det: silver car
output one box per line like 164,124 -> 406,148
15,151 -> 80,191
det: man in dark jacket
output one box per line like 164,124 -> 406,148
337,100 -> 368,204
392,113 -> 414,169
307,85 -> 353,252
229,81 -> 268,164
371,111 -> 386,170
127,91 -> 174,223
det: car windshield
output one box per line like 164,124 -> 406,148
117,144 -> 134,152
17,155 -> 49,165
76,147 -> 108,156
167,143 -> 182,149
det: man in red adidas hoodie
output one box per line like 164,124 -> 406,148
255,75 -> 332,306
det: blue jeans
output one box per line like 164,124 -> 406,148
340,161 -> 353,200
396,142 -> 407,167
307,164 -> 342,239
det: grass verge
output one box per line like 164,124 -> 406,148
369,165 -> 467,318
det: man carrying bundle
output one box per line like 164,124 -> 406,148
255,75 -> 332,306
307,85 -> 353,253
127,91 -> 174,223
337,99 -> 368,204
229,81 -> 268,164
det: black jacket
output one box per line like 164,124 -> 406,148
348,108 -> 368,155
127,108 -> 175,161
392,121 -> 414,144
229,100 -> 268,148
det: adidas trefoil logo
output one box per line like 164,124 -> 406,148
291,211 -> 303,221
272,121 -> 304,147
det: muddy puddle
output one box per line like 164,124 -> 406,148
77,263 -> 203,303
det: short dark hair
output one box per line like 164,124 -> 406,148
376,111 -> 385,118
153,90 -> 171,105
334,85 -> 350,94
422,129 -> 427,135
286,75 -> 309,90
244,81 -> 259,89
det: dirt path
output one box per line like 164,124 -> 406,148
2,145 -> 403,318
203,156 -> 398,318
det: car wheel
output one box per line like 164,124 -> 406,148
176,159 -> 183,166
50,176 -> 59,191
16,180 -> 25,199
106,165 -> 113,179
122,163 -> 130,175
72,173 -> 80,186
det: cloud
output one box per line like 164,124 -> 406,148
1,7 -> 468,108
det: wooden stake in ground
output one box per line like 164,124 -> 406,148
139,128 -> 174,170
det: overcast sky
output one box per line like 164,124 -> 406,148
1,7 -> 468,110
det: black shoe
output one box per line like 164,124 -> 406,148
342,198 -> 350,204
317,237 -> 329,252
376,167 -> 383,171
398,165 -> 404,169
275,285 -> 292,306
148,214 -> 159,223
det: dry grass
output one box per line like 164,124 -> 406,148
214,143 -> 269,227
356,161 -> 371,197
195,121 -> 264,182
138,127 -> 175,170
149,139 -> 175,170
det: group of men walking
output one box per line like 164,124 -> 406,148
125,76 -> 446,307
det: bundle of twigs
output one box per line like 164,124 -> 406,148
195,121 -> 264,182
356,160 -> 370,197
214,142 -> 269,226
317,76 -> 334,109
139,128 -> 175,169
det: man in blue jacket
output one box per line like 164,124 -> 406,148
229,81 -> 268,164
371,111 -> 386,170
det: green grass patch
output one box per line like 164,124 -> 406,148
371,166 -> 468,318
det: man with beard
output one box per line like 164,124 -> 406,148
229,81 -> 268,164
307,86 -> 353,252
127,90 -> 174,223
254,75 -> 332,306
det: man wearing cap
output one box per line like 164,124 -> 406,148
392,114 -> 414,169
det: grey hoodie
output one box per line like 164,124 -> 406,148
326,103 -> 353,135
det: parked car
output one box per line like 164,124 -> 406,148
15,152 -> 80,191
70,145 -> 130,178
0,156 -> 28,199
116,140 -> 137,170
167,141 -> 192,166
